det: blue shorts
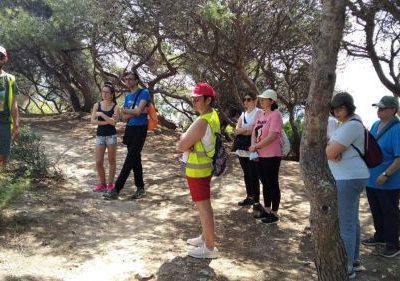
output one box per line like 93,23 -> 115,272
0,123 -> 11,157
95,135 -> 117,146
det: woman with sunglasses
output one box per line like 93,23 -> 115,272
177,83 -> 220,259
103,71 -> 150,200
249,89 -> 283,225
234,93 -> 261,207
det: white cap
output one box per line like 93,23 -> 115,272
258,89 -> 277,101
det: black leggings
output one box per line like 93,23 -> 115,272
256,157 -> 281,212
114,125 -> 147,193
238,156 -> 260,202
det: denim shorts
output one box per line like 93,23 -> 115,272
0,123 -> 11,157
96,134 -> 117,146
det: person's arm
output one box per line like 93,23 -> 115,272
252,131 -> 278,150
177,119 -> 208,152
122,99 -> 148,117
326,141 -> 346,161
112,105 -> 120,124
376,157 -> 400,185
90,103 -> 108,126
101,113 -> 117,125
234,114 -> 253,136
11,96 -> 19,141
234,115 -> 245,135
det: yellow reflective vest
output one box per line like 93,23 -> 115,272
185,109 -> 220,178
1,72 -> 16,125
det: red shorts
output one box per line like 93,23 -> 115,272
186,176 -> 212,202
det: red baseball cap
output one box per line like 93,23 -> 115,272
191,83 -> 215,98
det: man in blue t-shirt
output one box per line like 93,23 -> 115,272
104,71 -> 150,200
362,96 -> 400,259
0,46 -> 19,171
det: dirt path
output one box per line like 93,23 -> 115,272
0,115 -> 398,281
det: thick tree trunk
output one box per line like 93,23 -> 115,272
300,1 -> 348,280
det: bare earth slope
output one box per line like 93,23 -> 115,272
0,114 -> 398,281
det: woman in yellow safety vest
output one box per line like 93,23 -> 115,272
177,82 -> 220,259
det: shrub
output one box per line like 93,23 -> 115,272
10,126 -> 50,177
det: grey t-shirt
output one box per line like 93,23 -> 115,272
328,115 -> 370,180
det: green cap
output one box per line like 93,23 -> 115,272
330,92 -> 354,108
372,96 -> 399,110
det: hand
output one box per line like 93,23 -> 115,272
12,125 -> 20,141
234,128 -> 245,135
122,114 -> 130,121
334,153 -> 342,161
376,174 -> 388,186
249,145 -> 256,152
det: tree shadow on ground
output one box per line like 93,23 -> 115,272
1,117 -> 398,280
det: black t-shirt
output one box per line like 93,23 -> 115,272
96,102 -> 117,136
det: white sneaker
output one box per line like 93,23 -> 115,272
186,235 -> 204,247
188,244 -> 218,259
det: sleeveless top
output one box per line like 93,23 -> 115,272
96,102 -> 117,136
184,109 -> 220,178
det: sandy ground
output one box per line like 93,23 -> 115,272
0,114 -> 398,281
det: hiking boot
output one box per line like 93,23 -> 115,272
238,197 -> 254,206
103,190 -> 119,200
361,237 -> 385,246
253,203 -> 268,219
261,213 -> 279,224
129,188 -> 146,200
353,261 -> 366,272
106,183 -> 115,192
188,244 -> 218,259
93,184 -> 107,192
379,247 -> 400,258
187,235 -> 204,247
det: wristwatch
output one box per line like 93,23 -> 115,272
382,171 -> 390,177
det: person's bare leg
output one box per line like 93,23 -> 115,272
106,144 -> 117,185
95,145 -> 106,185
195,199 -> 215,249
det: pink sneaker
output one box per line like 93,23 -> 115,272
93,184 -> 107,192
106,183 -> 115,192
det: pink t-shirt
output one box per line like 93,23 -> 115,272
254,110 -> 283,158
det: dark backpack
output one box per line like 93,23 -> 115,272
211,132 -> 229,176
201,119 -> 228,177
350,119 -> 383,168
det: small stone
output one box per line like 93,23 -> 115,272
200,269 -> 211,276
134,273 -> 154,281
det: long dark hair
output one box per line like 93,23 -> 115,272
271,101 -> 278,111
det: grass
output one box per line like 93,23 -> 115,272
0,172 -> 32,210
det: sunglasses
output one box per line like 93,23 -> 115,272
243,98 -> 253,102
377,107 -> 392,112
191,96 -> 204,103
